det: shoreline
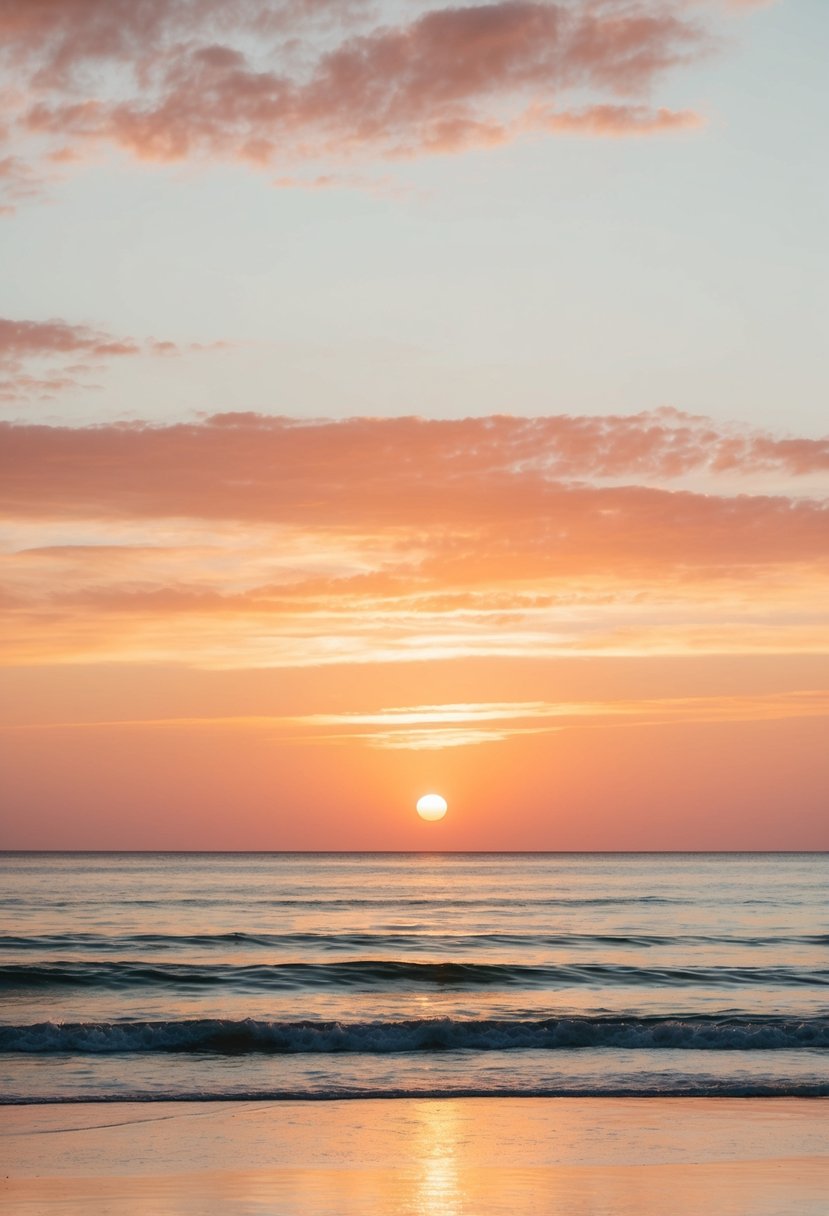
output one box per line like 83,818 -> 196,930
4,1088 -> 829,1105
3,1097 -> 828,1215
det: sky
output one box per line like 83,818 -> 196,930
0,0 -> 827,850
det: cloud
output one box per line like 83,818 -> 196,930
288,690 -> 829,747
1,408 -> 827,510
0,317 -> 141,360
0,154 -> 49,214
0,0 -> 728,208
6,691 -> 828,750
0,316 -> 224,402
0,410 -> 826,668
541,104 -> 702,136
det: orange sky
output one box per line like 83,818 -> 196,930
1,410 -> 827,849
0,1 -> 826,849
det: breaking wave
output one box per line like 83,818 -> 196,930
3,1014 -> 828,1055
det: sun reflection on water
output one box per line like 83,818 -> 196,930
412,1101 -> 463,1216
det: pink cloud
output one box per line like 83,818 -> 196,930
22,5 -> 707,161
0,153 -> 52,213
542,104 -> 702,136
0,0 -> 725,207
2,410 -> 825,669
0,406 -> 821,676
0,317 -> 141,359
0,316 -> 225,402
0,408 -> 826,535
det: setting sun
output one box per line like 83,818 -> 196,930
416,794 -> 448,822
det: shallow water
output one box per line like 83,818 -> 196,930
1,852 -> 827,1101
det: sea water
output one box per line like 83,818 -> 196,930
0,852 -> 827,1102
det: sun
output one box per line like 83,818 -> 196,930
416,793 -> 447,821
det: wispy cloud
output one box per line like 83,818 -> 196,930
540,104 -> 702,136
0,316 -> 226,402
6,691 -> 827,750
298,689 -> 829,746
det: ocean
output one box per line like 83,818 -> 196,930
1,852 -> 827,1104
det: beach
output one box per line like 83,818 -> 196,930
3,1097 -> 829,1215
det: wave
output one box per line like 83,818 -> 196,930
0,894 -> 693,909
2,931 -> 827,952
3,1015 -> 828,1055
2,959 -> 828,991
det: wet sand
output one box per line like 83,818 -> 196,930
2,1098 -> 828,1215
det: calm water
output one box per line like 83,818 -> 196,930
1,853 -> 827,1102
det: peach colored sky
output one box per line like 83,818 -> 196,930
0,0 -> 826,848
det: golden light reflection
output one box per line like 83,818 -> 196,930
411,1101 -> 463,1216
